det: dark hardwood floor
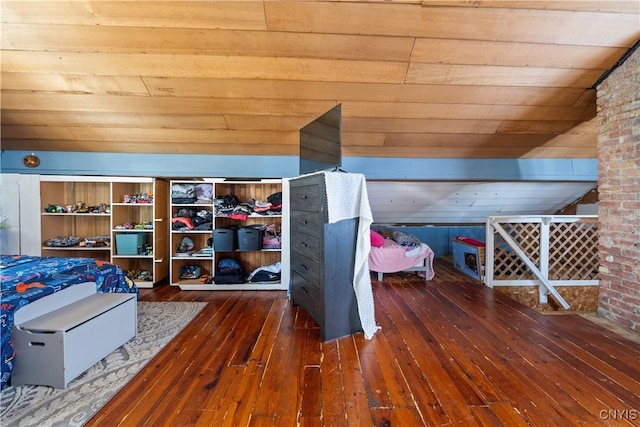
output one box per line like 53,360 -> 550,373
87,260 -> 640,426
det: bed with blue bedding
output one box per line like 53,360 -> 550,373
0,255 -> 137,389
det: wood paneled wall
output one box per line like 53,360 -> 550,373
1,1 -> 638,158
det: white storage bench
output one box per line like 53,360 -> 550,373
11,282 -> 137,389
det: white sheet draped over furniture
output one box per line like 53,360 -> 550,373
324,172 -> 380,340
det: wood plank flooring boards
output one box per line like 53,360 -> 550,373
86,260 -> 640,426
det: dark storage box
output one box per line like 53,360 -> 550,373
238,226 -> 263,251
213,228 -> 237,251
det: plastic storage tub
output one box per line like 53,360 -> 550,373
115,233 -> 145,255
213,228 -> 237,251
237,226 -> 263,251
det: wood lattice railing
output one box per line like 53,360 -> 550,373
485,215 -> 599,309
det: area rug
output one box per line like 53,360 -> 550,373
0,301 -> 207,427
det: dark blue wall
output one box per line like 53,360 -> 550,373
371,224 -> 485,258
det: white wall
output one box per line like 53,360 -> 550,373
367,181 -> 596,224
0,173 -> 42,255
0,173 -> 21,254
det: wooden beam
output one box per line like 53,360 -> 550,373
1,111 -> 228,130
1,23 -> 415,62
343,101 -> 595,121
0,93 -> 596,121
138,78 -> 589,106
2,73 -> 588,107
0,139 -> 298,155
344,118 -> 503,134
342,144 -> 597,158
1,1 -> 268,30
0,125 -> 299,145
411,38 -> 627,70
0,93 -> 339,116
405,63 -> 603,88
0,72 -> 150,95
265,2 -> 639,47
425,1 -> 640,14
496,120 -> 585,134
1,51 -> 409,83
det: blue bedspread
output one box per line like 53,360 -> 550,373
0,255 -> 137,389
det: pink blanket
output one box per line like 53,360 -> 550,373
368,239 -> 435,280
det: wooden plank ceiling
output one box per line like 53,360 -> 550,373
1,1 -> 639,158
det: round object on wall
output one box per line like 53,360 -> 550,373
23,153 -> 40,168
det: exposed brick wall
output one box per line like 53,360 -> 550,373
596,46 -> 640,333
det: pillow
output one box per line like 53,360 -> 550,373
370,229 -> 385,247
391,231 -> 422,247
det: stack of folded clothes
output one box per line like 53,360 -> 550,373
212,258 -> 245,284
214,192 -> 284,220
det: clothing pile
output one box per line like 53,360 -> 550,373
205,259 -> 282,284
211,258 -> 245,284
246,262 -> 281,283
172,208 -> 214,231
171,183 -> 213,204
262,223 -> 282,249
214,192 -> 283,220
391,231 -> 425,257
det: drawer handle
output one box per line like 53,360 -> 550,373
300,264 -> 308,271
301,195 -> 308,199
301,242 -> 307,247
302,220 -> 308,224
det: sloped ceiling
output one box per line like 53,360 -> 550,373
1,1 -> 639,158
367,181 -> 596,224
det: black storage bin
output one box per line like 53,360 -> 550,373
238,226 -> 263,251
213,228 -> 237,251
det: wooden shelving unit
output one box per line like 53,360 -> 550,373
38,176 -> 169,288
110,178 -> 169,288
40,177 -> 112,262
169,178 -> 289,291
